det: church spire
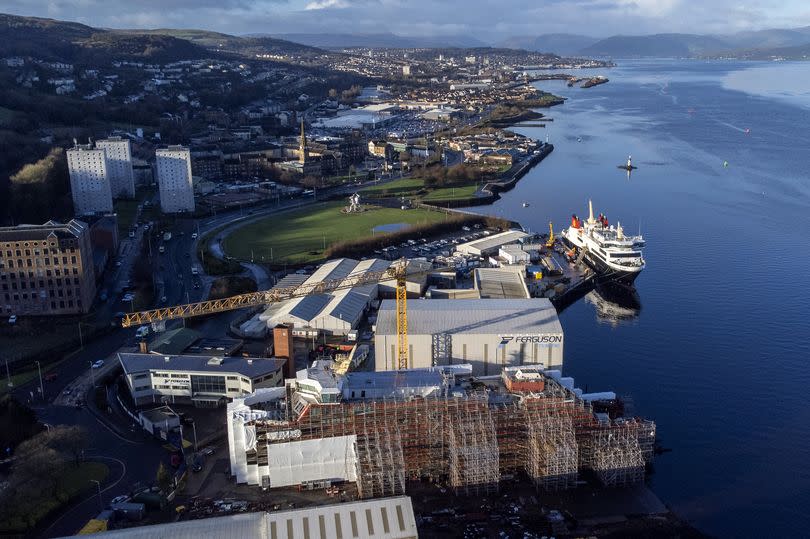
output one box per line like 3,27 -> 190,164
299,119 -> 308,164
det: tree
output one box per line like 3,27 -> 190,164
156,461 -> 173,493
46,425 -> 88,467
9,147 -> 71,223
0,395 -> 42,452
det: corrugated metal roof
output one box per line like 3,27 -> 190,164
288,294 -> 332,322
376,298 -> 561,336
474,268 -> 529,299
58,497 -> 417,539
457,229 -> 529,254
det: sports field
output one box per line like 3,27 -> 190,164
222,201 -> 447,264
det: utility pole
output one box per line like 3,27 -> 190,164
191,422 -> 198,453
78,322 -> 84,349
35,361 -> 44,400
5,357 -> 12,388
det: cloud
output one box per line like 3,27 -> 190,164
305,0 -> 349,9
3,0 -> 810,40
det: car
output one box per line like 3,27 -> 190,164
160,296 -> 167,303
194,282 -> 200,289
201,446 -> 215,456
191,232 -> 198,239
8,315 -> 17,324
110,495 -> 131,505
115,261 -> 122,267
128,231 -> 135,238
92,360 -> 104,369
192,463 -> 203,473
184,252 -> 190,257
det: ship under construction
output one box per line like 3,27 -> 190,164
227,362 -> 656,497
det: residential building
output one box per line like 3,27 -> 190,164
0,220 -> 96,315
67,144 -> 113,215
96,137 -> 135,198
118,353 -> 286,407
156,146 -> 195,213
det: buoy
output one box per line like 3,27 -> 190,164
723,161 -> 729,168
744,128 -> 751,134
577,137 -> 582,142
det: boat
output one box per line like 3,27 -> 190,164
617,155 -> 637,171
522,202 -> 530,207
561,200 -> 645,286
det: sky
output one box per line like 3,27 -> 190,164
4,0 -> 810,41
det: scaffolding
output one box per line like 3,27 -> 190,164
526,413 -> 578,491
245,375 -> 655,495
447,398 -> 500,496
355,426 -> 406,499
582,424 -> 645,487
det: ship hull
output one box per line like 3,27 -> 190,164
562,233 -> 642,287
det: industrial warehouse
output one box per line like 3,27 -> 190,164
227,362 -> 655,496
374,298 -> 563,374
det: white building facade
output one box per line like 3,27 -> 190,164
96,137 -> 135,198
156,146 -> 195,213
375,298 -> 564,375
67,145 -> 113,215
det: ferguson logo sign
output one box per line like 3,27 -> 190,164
498,335 -> 563,346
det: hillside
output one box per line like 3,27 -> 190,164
580,33 -> 730,57
0,14 -> 213,62
497,34 -> 599,56
268,32 -> 488,49
0,13 -> 324,64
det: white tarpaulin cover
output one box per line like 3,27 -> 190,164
265,435 -> 357,487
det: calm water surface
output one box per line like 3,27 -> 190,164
469,59 -> 810,538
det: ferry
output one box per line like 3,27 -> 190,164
561,200 -> 645,286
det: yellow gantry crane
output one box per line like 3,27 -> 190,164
122,259 -> 414,369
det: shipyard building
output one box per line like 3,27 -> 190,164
227,361 -> 655,496
374,298 -> 563,374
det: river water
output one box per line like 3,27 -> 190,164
469,59 -> 810,538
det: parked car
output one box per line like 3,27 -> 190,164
8,314 -> 17,324
92,360 -> 104,369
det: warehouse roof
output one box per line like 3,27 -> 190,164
474,267 -> 530,299
376,298 -> 562,335
58,496 -> 417,539
456,229 -> 529,254
118,353 -> 285,379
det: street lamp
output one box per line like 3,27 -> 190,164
90,479 -> 103,512
35,361 -> 44,400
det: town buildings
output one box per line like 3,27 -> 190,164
67,144 -> 113,216
156,146 -> 196,213
0,220 -> 96,315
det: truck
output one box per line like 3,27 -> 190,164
163,232 -> 172,242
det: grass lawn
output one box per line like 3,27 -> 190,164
421,184 -> 479,202
222,201 -> 447,264
0,461 -> 109,533
361,178 -> 425,198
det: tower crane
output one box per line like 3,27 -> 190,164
122,260 -> 418,369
